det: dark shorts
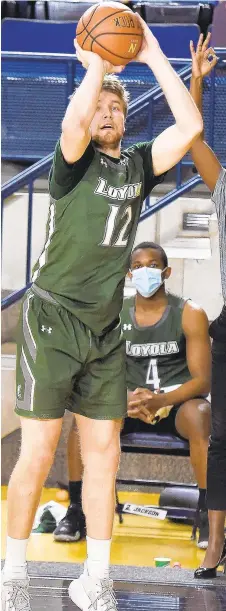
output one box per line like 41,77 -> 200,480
207,306 -> 226,510
121,405 -> 186,440
209,305 -> 226,428
15,287 -> 127,421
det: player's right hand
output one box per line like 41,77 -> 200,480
127,407 -> 153,423
74,40 -> 125,74
127,387 -> 156,422
134,14 -> 160,64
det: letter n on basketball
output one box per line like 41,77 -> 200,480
128,42 -> 138,54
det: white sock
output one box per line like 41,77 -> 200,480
3,536 -> 28,580
86,536 -> 111,580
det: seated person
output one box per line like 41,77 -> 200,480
54,242 -> 211,548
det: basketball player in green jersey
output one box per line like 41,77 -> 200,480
2,16 -> 203,611
123,242 -> 211,548
55,242 -> 211,549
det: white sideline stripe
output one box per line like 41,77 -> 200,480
25,293 -> 36,352
22,346 -> 35,412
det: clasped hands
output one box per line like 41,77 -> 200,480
127,388 -> 164,423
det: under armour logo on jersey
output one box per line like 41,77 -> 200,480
100,157 -> 108,168
123,323 -> 132,330
120,158 -> 127,166
41,325 -> 52,334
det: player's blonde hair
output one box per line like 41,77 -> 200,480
101,75 -> 130,117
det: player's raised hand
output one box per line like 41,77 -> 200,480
74,40 -> 125,74
190,33 -> 218,80
134,14 -> 160,64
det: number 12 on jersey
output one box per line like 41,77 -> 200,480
146,358 -> 160,390
101,204 -> 132,247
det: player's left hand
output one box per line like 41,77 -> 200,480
128,387 -> 163,415
134,14 -> 160,64
190,33 -> 218,79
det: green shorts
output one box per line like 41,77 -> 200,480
15,286 -> 127,421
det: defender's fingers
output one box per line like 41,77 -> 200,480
197,33 -> 204,52
202,32 -> 212,52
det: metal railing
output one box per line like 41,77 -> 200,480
1,50 -> 226,310
2,48 -> 226,164
1,51 -> 196,163
1,153 -> 53,289
1,172 -> 202,311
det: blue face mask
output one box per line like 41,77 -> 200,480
131,266 -> 166,298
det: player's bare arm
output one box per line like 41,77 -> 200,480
190,33 -> 221,192
156,301 -> 211,408
61,44 -> 124,163
172,301 -> 211,399
128,302 -> 211,416
135,16 -> 203,176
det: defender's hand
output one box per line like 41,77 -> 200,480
190,33 -> 218,80
74,40 -> 125,74
134,14 -> 160,64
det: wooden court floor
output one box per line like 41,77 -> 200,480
1,486 -> 210,571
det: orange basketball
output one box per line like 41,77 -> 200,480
76,2 -> 143,66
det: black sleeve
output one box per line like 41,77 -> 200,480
132,140 -> 167,200
49,140 -> 95,200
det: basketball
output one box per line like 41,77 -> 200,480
76,2 -> 143,66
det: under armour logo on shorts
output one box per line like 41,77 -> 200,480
17,384 -> 22,399
41,325 -> 52,334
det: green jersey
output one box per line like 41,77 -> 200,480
121,292 -> 191,391
32,140 -> 165,335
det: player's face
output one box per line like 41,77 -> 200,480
91,91 -> 125,150
129,248 -> 171,298
130,248 -> 166,272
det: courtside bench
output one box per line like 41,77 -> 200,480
116,431 -> 199,533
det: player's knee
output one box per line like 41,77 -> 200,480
84,440 -> 120,477
92,427 -> 120,456
20,443 -> 56,476
99,441 -> 120,470
176,399 -> 211,441
186,400 -> 211,439
104,443 -> 120,475
196,401 -> 211,436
